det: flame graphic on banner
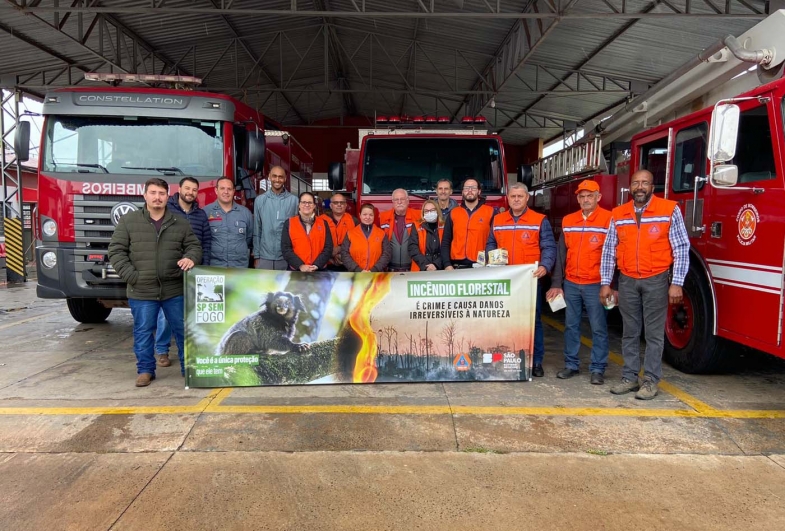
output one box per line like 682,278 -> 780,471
348,274 -> 392,383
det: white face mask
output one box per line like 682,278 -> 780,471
423,211 -> 438,223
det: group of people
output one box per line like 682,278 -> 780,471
108,166 -> 688,401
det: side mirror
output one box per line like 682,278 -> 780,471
247,128 -> 266,173
14,121 -> 30,162
709,103 -> 740,163
711,164 -> 738,187
328,162 -> 344,191
518,164 -> 533,189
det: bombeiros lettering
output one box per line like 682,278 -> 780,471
81,182 -> 146,195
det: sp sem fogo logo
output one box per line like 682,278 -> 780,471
196,275 -> 225,324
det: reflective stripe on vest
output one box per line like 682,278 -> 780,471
288,216 -> 327,266
378,208 -> 418,242
449,204 -> 494,262
491,209 -> 544,265
612,195 -> 677,279
562,207 -> 612,284
346,224 -> 386,270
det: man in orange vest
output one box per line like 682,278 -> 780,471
319,193 -> 358,271
441,178 -> 497,270
600,170 -> 689,400
487,182 -> 556,378
546,180 -> 612,385
378,189 -> 419,272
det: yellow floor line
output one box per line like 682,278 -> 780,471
203,388 -> 234,412
541,315 -> 717,414
0,311 -> 65,331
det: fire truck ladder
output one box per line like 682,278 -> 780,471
531,137 -> 603,189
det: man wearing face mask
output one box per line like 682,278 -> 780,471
600,169 -> 689,400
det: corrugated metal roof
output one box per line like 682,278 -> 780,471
0,0 -> 772,145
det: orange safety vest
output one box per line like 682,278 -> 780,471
378,208 -> 418,241
345,224 -> 386,270
288,216 -> 328,266
612,195 -> 677,279
319,213 -> 357,247
410,220 -> 444,272
449,204 -> 495,262
562,207 -> 612,284
490,208 -> 544,265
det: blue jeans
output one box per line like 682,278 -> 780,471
562,280 -> 609,374
534,282 -> 545,366
154,308 -> 172,355
128,296 -> 185,375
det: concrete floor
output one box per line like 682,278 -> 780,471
1,281 -> 785,530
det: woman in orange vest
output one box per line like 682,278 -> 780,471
281,192 -> 334,272
408,200 -> 444,271
341,203 -> 392,272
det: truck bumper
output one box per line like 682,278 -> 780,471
36,245 -> 127,300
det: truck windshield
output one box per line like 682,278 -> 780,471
42,115 -> 224,177
362,137 -> 503,194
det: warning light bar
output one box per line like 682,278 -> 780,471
461,116 -> 486,124
84,73 -> 203,85
375,115 -> 465,125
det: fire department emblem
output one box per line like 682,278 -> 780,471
736,204 -> 759,246
111,202 -> 139,226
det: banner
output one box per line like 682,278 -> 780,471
184,265 -> 537,388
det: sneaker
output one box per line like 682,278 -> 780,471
532,365 -> 544,378
156,354 -> 172,367
556,368 -> 580,379
635,379 -> 659,400
610,378 -> 640,395
135,373 -> 155,387
590,372 -> 604,385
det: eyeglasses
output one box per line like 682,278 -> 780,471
331,201 -> 347,205
392,198 -> 408,203
423,209 -> 437,214
462,186 -> 478,191
300,201 -> 314,205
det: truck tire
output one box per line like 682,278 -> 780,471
664,265 -> 729,373
66,298 -> 112,323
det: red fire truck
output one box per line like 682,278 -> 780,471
327,117 -> 509,213
14,74 -> 311,323
528,10 -> 785,373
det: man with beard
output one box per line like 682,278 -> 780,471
600,169 -> 689,400
205,177 -> 253,268
108,178 -> 202,386
441,178 -> 496,269
154,176 -> 211,368
253,165 -> 299,270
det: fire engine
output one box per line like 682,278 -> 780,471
13,73 -> 312,323
527,10 -> 785,373
327,116 -> 510,213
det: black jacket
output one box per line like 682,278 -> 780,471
167,193 -> 211,265
408,221 -> 444,270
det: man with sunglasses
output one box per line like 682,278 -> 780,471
319,193 -> 358,271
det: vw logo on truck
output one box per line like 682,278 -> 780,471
110,202 -> 139,226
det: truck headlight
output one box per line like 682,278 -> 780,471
42,220 -> 57,237
42,251 -> 57,269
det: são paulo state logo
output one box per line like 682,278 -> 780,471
736,204 -> 759,246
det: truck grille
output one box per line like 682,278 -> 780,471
73,194 -> 144,279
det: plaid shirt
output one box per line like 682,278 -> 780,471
600,205 -> 690,286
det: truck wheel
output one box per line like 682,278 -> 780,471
66,298 -> 112,323
664,266 -> 728,373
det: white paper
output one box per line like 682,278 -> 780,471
548,293 -> 567,312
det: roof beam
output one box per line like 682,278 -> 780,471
12,1 -> 768,18
314,0 -> 358,118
